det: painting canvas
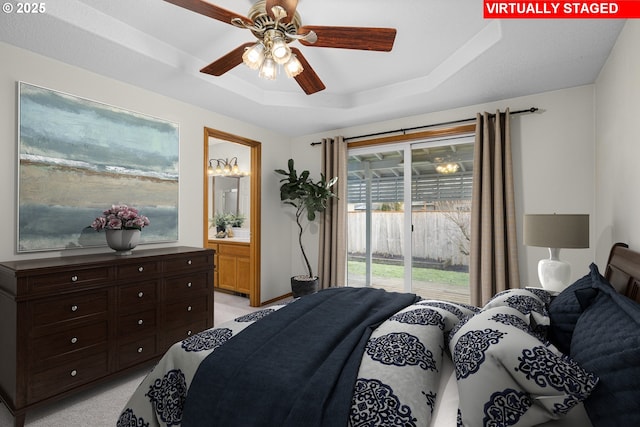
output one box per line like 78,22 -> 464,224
18,82 -> 179,252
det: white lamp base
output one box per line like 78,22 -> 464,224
538,248 -> 571,292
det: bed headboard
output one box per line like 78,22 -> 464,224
604,242 -> 640,303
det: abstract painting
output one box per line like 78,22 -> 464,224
18,82 -> 179,252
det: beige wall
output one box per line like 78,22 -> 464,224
0,41 -> 293,303
595,20 -> 640,264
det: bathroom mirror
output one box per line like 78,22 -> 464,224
203,127 -> 261,306
207,141 -> 251,235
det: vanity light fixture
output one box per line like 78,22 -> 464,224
208,157 -> 249,177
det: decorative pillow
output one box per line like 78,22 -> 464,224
349,303 -> 449,426
570,272 -> 640,426
416,300 -> 480,347
481,288 -> 551,341
547,264 -> 600,354
482,288 -> 550,317
450,306 -> 598,427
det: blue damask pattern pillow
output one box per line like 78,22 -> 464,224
570,272 -> 640,426
482,288 -> 549,317
450,306 -> 598,427
349,302 -> 470,426
416,300 -> 480,346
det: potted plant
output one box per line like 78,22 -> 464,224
212,212 -> 230,232
89,204 -> 150,255
229,213 -> 245,228
275,158 -> 337,297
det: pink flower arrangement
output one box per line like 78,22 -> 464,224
90,204 -> 150,231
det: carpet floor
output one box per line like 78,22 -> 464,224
0,291 -> 265,427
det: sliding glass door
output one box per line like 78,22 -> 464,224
347,137 -> 473,303
346,146 -> 409,293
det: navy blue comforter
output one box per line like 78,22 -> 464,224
182,287 -> 419,427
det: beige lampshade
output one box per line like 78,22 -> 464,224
523,214 -> 589,248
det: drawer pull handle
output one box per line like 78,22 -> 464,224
138,319 -> 144,325
187,306 -> 192,312
187,282 -> 192,288
138,292 -> 144,298
71,337 -> 78,344
137,347 -> 143,353
70,370 -> 77,377
71,275 -> 78,282
187,330 -> 192,336
138,266 -> 144,272
71,305 -> 78,312
187,259 -> 192,265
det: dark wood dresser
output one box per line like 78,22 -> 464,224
0,246 -> 215,427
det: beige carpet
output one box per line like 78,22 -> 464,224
0,291 -> 263,427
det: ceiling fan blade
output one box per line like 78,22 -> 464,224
290,48 -> 325,95
298,26 -> 397,51
266,0 -> 298,23
200,42 -> 254,76
163,0 -> 252,26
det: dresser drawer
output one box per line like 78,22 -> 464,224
117,335 -> 157,369
164,253 -> 212,273
118,280 -> 158,309
118,309 -> 157,337
164,273 -> 209,300
117,260 -> 161,279
31,290 -> 108,329
163,319 -> 209,349
164,296 -> 210,326
27,266 -> 114,293
29,352 -> 109,401
31,321 -> 108,364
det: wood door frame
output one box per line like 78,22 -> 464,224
203,127 -> 262,307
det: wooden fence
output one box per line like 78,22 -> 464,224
348,211 -> 470,267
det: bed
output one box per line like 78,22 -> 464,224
117,242 -> 640,427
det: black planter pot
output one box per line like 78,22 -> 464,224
291,276 -> 319,298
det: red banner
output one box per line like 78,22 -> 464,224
484,1 -> 640,18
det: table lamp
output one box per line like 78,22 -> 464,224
523,214 -> 589,291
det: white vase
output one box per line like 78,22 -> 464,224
105,229 -> 141,255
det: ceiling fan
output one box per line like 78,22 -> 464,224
163,0 -> 397,95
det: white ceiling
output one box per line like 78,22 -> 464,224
0,0 -> 625,137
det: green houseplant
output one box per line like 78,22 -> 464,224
211,212 -> 231,232
275,158 -> 337,297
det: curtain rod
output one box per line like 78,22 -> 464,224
310,107 -> 539,146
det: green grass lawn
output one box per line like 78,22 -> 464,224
348,261 -> 469,287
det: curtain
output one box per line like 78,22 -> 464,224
469,109 -> 520,306
318,137 -> 348,289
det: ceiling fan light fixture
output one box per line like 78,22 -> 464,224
259,56 -> 277,80
271,36 -> 292,64
242,42 -> 266,70
284,54 -> 303,78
